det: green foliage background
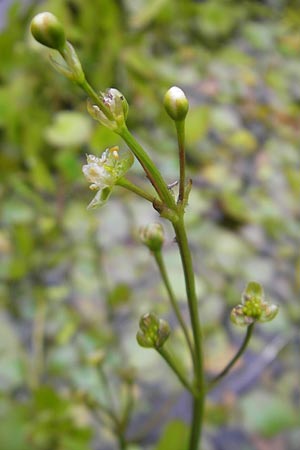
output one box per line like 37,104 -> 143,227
1,0 -> 300,449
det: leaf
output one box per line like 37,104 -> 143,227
108,282 -> 132,308
130,0 -> 170,29
241,390 -> 298,437
45,111 -> 92,147
154,420 -> 189,450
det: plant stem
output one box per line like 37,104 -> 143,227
78,78 -> 114,120
116,433 -> 127,450
31,293 -> 46,389
116,177 -> 159,204
153,250 -> 195,365
118,126 -> 176,208
98,366 -> 118,414
172,215 -> 205,450
157,346 -> 195,395
208,323 -> 255,390
175,120 -> 186,204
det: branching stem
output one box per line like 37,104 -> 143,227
175,120 -> 186,203
116,177 -> 159,204
118,126 -> 176,208
208,323 -> 255,390
153,250 -> 195,365
172,216 -> 205,450
157,346 -> 195,395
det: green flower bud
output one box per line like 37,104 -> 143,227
30,12 -> 66,51
87,88 -> 128,131
139,223 -> 164,252
136,312 -> 170,349
231,282 -> 279,327
49,42 -> 85,84
164,86 -> 189,122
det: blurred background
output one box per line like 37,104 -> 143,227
0,0 -> 300,449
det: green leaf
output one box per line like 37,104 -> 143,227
241,391 -> 298,437
154,420 -> 189,450
108,282 -> 132,308
45,111 -> 92,147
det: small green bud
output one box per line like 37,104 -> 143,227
30,12 -> 66,51
164,86 -> 189,122
87,88 -> 128,131
136,312 -> 170,349
231,282 -> 279,327
139,223 -> 164,252
49,42 -> 85,84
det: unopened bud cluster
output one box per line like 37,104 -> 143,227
231,282 -> 278,327
139,223 -> 164,252
136,312 -> 170,349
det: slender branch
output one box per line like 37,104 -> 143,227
116,177 -> 159,204
207,323 -> 255,390
120,384 -> 135,432
153,250 -> 195,364
31,294 -> 46,389
127,394 -> 178,444
175,120 -> 186,204
89,399 -> 118,424
88,399 -> 127,450
157,346 -> 195,395
118,126 -> 176,208
117,434 -> 127,450
172,216 -> 205,450
77,78 -> 114,120
172,217 -> 204,384
98,366 -> 118,414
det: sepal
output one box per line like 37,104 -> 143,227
136,312 -> 171,349
231,282 -> 279,327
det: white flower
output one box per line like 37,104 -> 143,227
82,146 -> 133,209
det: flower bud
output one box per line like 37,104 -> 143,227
231,282 -> 279,327
164,86 -> 189,122
49,42 -> 85,84
30,12 -> 66,52
136,312 -> 170,349
87,88 -> 128,131
139,223 -> 164,252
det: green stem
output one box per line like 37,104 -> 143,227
175,120 -> 186,204
116,177 -> 160,204
98,366 -> 118,415
189,397 -> 204,450
118,126 -> 176,208
157,346 -> 195,395
153,250 -> 195,365
86,396 -> 119,426
31,293 -> 46,389
208,323 -> 255,390
117,434 -> 127,450
120,385 -> 135,431
78,78 -> 114,121
172,215 -> 205,450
